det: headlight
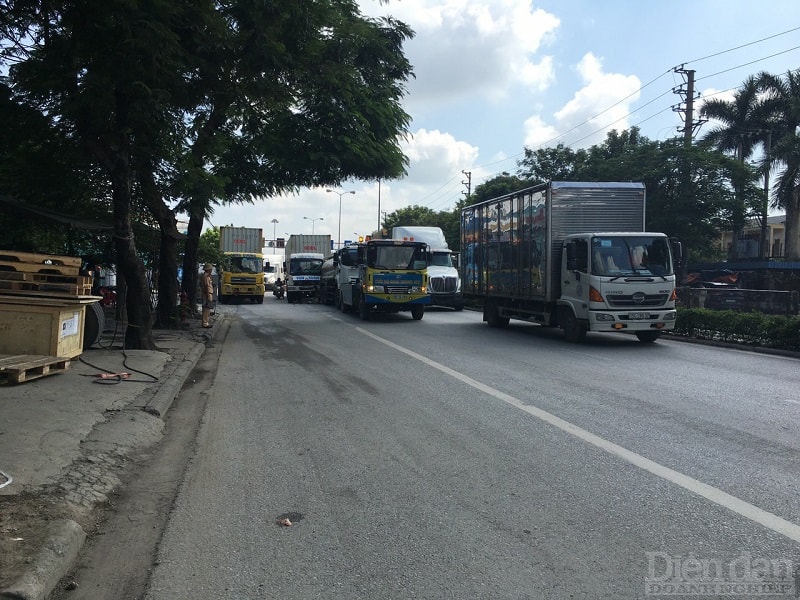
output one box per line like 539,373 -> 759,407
367,285 -> 384,293
595,313 -> 616,322
663,311 -> 677,321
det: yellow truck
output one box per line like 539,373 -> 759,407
218,226 -> 266,304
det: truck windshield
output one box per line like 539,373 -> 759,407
368,245 -> 425,270
429,252 -> 453,268
591,236 -> 672,276
228,256 -> 262,273
290,258 -> 323,276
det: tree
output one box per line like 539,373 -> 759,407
757,70 -> 800,260
1,1 -> 416,347
517,143 -> 589,182
173,3 -> 415,312
699,76 -> 766,258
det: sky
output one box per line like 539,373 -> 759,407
205,0 -> 800,252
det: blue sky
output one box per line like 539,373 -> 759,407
208,1 -> 800,249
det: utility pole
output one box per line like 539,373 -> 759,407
672,66 -> 705,146
461,170 -> 472,199
672,65 -> 705,281
760,130 -> 772,261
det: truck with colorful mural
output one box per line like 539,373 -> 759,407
334,239 -> 430,320
460,181 -> 681,342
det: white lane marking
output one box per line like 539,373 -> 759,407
356,327 -> 800,544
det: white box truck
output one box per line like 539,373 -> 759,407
461,181 -> 681,342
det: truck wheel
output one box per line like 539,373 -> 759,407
83,301 -> 105,350
411,305 -> 425,320
358,294 -> 370,320
636,331 -> 661,343
454,304 -> 464,312
484,301 -> 509,327
560,307 -> 587,343
254,295 -> 264,304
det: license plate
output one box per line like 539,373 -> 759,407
393,295 -> 406,301
629,312 -> 649,320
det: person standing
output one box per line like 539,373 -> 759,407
200,263 -> 215,328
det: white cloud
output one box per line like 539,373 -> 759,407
361,0 -> 559,107
524,52 -> 641,149
402,128 -> 479,184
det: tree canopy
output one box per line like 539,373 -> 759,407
1,0 -> 416,347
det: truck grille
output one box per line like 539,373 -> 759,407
430,276 -> 458,293
385,285 -> 409,294
607,293 -> 669,307
231,276 -> 257,284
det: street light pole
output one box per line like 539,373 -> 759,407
270,218 -> 278,242
303,216 -> 323,233
326,189 -> 356,249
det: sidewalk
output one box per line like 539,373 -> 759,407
0,307 -> 225,600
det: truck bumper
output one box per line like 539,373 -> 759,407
363,293 -> 431,311
429,292 -> 464,309
221,285 -> 265,295
588,309 -> 678,332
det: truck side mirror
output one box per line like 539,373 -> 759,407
670,240 -> 683,267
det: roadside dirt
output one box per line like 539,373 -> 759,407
0,490 -> 98,591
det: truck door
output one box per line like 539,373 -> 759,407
561,239 -> 590,317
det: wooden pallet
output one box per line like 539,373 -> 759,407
0,354 -> 71,384
0,271 -> 90,285
0,279 -> 92,296
0,250 -> 82,277
0,251 -> 82,269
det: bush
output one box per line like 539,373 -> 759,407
673,308 -> 800,351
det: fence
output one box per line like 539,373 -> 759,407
676,287 -> 800,316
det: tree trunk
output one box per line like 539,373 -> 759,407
181,205 -> 205,309
110,173 -> 156,350
138,164 -> 182,329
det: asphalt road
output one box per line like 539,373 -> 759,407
141,300 -> 800,599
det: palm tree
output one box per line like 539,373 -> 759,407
757,70 -> 800,260
700,76 -> 765,259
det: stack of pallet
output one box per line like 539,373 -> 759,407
0,251 -> 99,384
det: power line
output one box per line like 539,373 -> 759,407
681,26 -> 800,65
411,28 -> 800,213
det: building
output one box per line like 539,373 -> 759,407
719,215 -> 787,259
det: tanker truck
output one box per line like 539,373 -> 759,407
460,181 -> 681,343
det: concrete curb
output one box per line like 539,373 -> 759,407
145,340 -> 206,418
0,520 -> 85,600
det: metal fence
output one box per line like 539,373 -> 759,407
677,287 -> 800,316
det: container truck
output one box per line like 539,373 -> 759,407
460,181 -> 681,343
392,226 -> 464,310
218,226 -> 266,304
284,234 -> 331,304
332,239 -> 430,320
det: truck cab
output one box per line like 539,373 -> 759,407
286,252 -> 324,304
560,233 -> 679,342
